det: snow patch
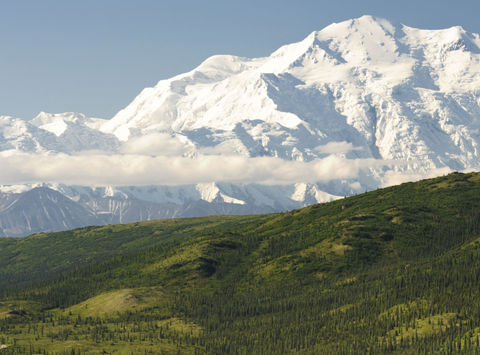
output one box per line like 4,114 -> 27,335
196,182 -> 220,202
219,193 -> 246,205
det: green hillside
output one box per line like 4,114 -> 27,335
2,172 -> 480,354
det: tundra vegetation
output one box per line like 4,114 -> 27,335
2,172 -> 480,354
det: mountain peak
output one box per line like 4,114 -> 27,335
2,16 -> 480,235
313,15 -> 398,39
99,16 -> 480,174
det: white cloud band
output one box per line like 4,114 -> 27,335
0,151 -> 394,186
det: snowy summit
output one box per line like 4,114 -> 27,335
1,15 -> 480,236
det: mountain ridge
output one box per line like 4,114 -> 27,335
2,15 -> 480,236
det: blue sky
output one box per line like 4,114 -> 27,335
1,0 -> 479,119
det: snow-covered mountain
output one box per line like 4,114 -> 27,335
0,187 -> 99,237
0,182 -> 331,236
100,15 -> 480,172
0,112 -> 119,153
2,15 -> 480,236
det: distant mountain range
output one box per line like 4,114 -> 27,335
2,15 -> 480,236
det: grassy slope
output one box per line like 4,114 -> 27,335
2,172 -> 480,353
0,215 -> 266,290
